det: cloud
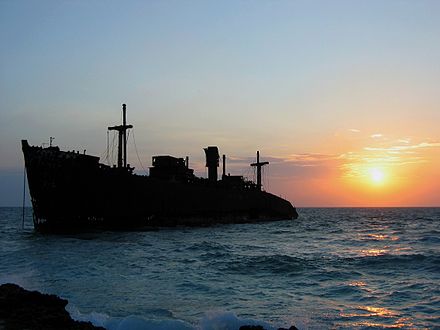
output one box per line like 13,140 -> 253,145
340,139 -> 439,179
221,139 -> 440,184
370,134 -> 383,138
225,155 -> 286,165
364,142 -> 440,152
226,153 -> 339,167
265,153 -> 342,180
285,153 -> 338,165
349,129 -> 360,133
224,153 -> 341,181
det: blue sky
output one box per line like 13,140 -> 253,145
1,0 -> 440,206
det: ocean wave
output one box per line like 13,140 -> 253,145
419,235 -> 440,243
67,306 -> 282,330
219,254 -> 314,276
318,284 -> 366,298
345,253 -> 440,272
186,241 -> 232,252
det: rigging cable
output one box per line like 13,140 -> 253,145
100,130 -> 110,164
110,131 -> 117,166
22,166 -> 26,229
240,162 -> 252,181
264,166 -> 271,191
126,129 -> 130,166
106,130 -> 109,165
131,128 -> 148,174
262,165 -> 270,192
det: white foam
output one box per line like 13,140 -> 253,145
67,304 -> 110,328
108,316 -> 194,330
199,311 -> 277,330
0,271 -> 37,289
67,306 -> 284,330
67,304 -> 194,330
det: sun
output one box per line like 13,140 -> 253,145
369,168 -> 385,184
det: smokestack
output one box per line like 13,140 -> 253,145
204,146 -> 219,182
222,154 -> 226,178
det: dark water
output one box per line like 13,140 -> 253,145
1,207 -> 439,329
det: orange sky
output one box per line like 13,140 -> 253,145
266,131 -> 440,207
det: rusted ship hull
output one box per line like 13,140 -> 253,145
22,140 -> 297,231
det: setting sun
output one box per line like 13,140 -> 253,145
370,168 -> 385,184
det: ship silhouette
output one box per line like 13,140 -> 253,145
22,104 -> 298,231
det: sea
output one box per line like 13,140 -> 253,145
0,207 -> 439,329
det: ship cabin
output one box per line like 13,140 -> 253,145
221,174 -> 244,187
149,155 -> 194,182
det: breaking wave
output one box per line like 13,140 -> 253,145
67,305 -> 280,330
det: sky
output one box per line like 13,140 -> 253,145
1,0 -> 439,207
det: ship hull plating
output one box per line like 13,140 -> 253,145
22,140 -> 297,232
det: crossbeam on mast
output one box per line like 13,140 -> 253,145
250,150 -> 269,191
108,104 -> 133,168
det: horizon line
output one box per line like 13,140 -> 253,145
1,205 -> 439,208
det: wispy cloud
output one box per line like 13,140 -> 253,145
340,139 -> 439,179
364,142 -> 440,152
269,153 -> 341,179
286,153 -> 338,164
349,128 -> 360,133
227,153 -> 338,167
370,133 -> 383,138
226,156 -> 286,165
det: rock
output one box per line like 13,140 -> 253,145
0,283 -> 104,330
240,325 -> 299,330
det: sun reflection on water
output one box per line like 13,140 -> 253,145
362,306 -> 398,317
343,321 -> 414,328
365,233 -> 400,241
340,305 -> 414,328
347,280 -> 374,293
348,281 -> 367,287
368,233 -> 389,240
360,248 -> 388,256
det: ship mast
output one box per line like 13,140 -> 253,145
108,104 -> 133,168
251,151 -> 269,191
